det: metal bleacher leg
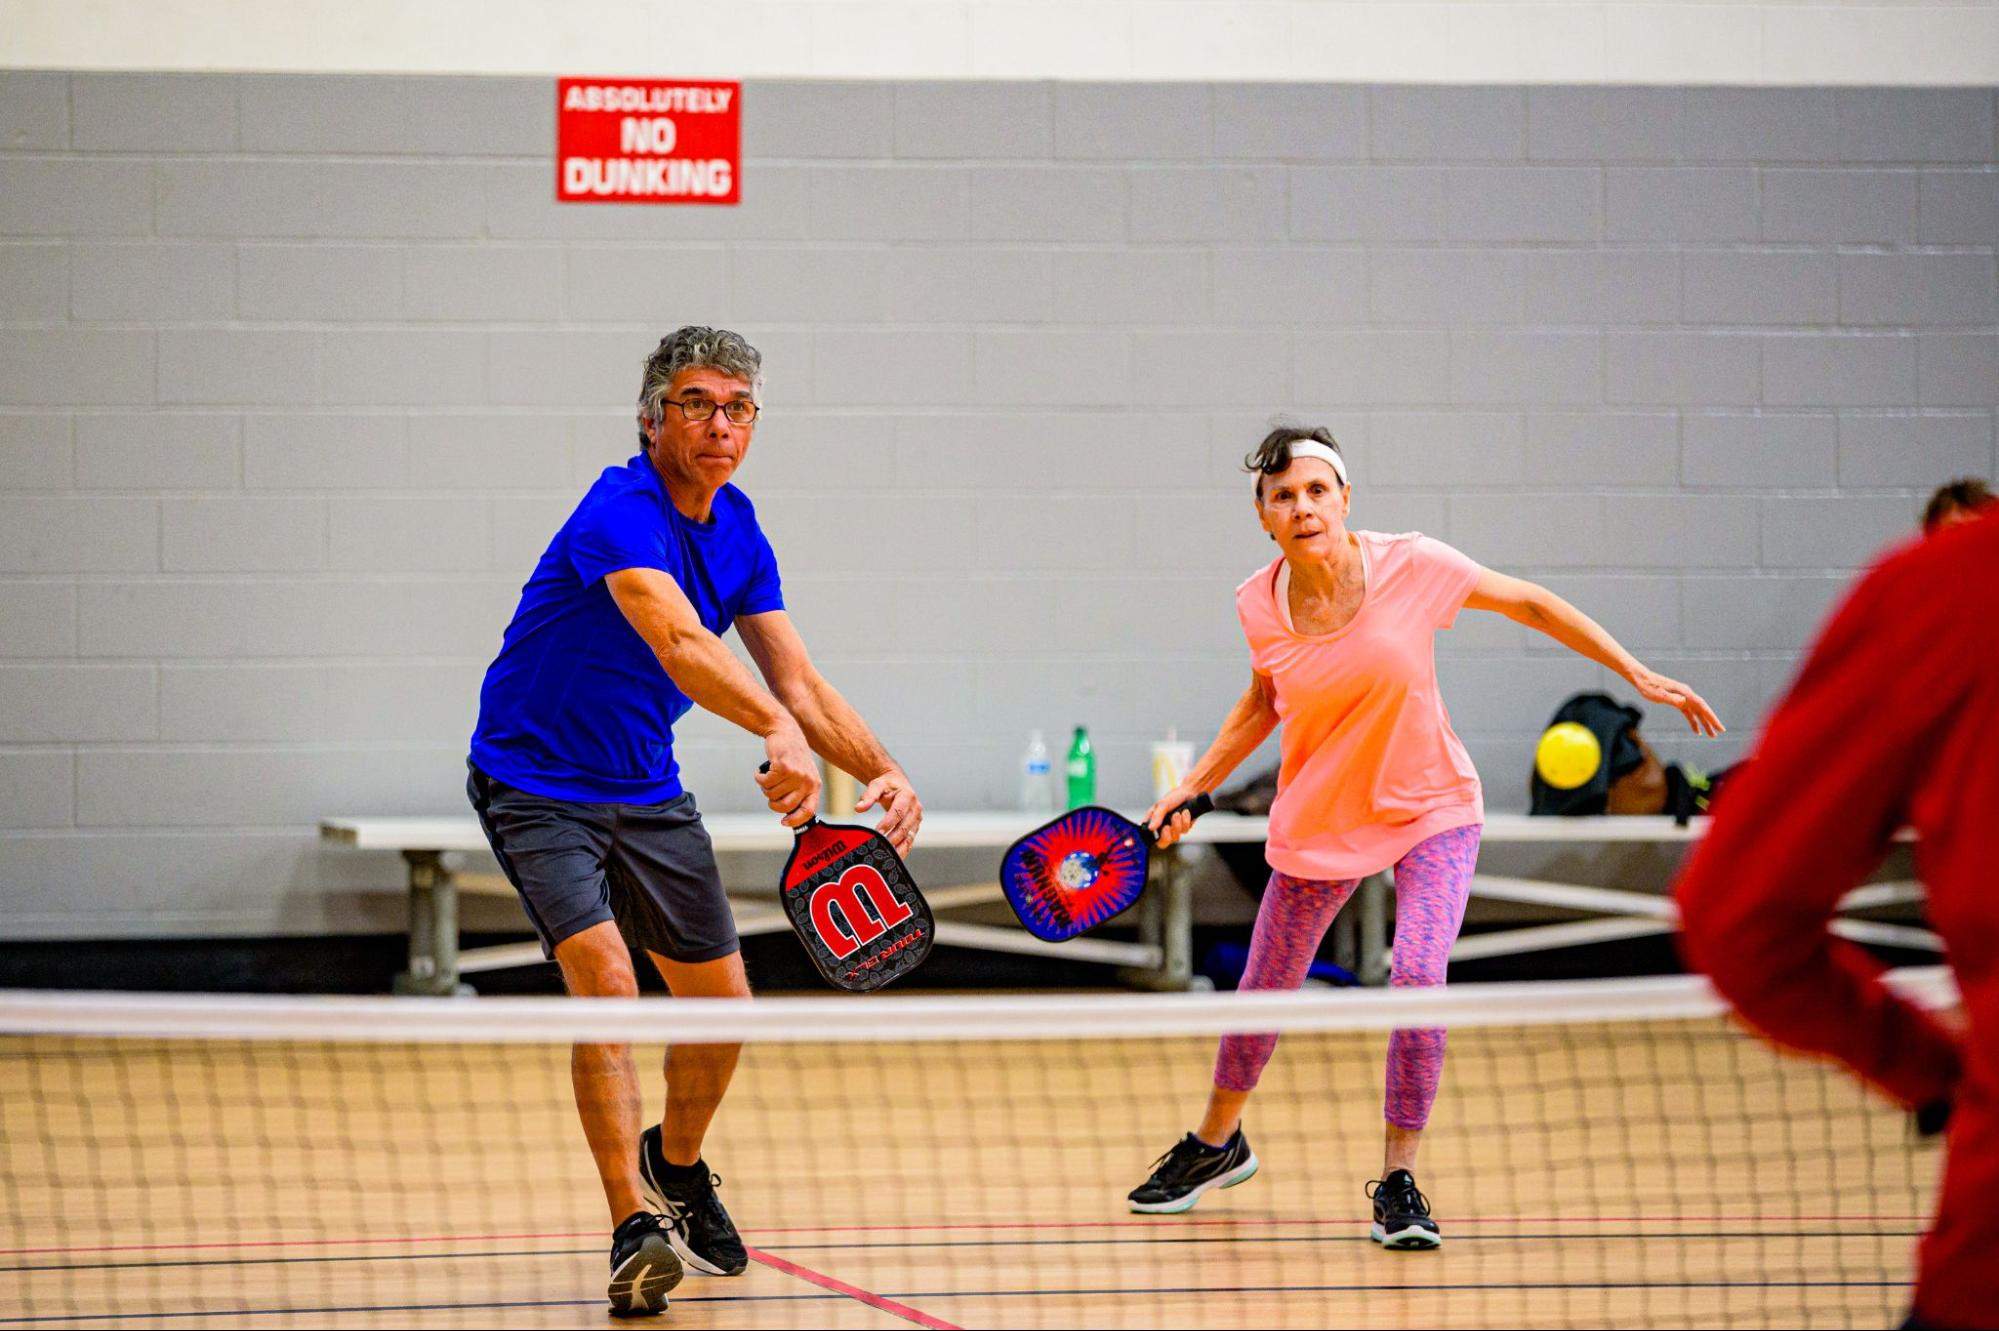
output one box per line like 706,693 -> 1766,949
1119,846 -> 1194,992
393,851 -> 471,997
1358,871 -> 1391,986
1332,898 -> 1359,975
1121,867 -> 1164,989
1160,848 -> 1193,990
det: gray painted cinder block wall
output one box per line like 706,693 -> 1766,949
1,74 -> 1994,938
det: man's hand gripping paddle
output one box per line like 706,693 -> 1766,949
761,763 -> 934,991
1000,794 -> 1216,942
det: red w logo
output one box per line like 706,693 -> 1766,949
809,864 -> 915,959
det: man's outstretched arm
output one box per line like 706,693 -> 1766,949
736,609 -> 922,853
605,567 -> 819,826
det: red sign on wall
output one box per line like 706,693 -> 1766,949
556,79 -> 741,205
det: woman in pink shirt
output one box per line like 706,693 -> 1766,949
1125,427 -> 1723,1246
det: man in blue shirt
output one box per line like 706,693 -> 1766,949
468,326 -> 923,1317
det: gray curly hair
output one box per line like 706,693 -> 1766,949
636,326 -> 764,445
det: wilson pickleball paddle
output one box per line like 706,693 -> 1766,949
1000,794 -> 1215,943
761,764 -> 934,992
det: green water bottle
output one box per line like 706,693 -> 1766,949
1065,725 -> 1096,810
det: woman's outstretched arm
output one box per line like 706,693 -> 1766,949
1464,566 -> 1724,736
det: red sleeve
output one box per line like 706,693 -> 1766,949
1675,544 -> 1964,1109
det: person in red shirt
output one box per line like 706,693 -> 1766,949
1676,510 -> 1998,1330
1921,476 -> 1993,533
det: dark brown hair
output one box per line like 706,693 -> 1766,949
1922,477 -> 1995,532
1244,425 -> 1345,500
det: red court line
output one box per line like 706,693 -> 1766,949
748,1214 -> 1929,1234
0,1215 -> 1929,1258
746,1245 -> 960,1331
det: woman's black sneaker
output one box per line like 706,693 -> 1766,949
639,1125 -> 749,1276
1127,1130 -> 1259,1214
1367,1169 -> 1442,1249
607,1210 -> 682,1317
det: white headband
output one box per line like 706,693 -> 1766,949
1257,439 -> 1348,492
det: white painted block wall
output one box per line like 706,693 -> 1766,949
0,76 -> 1992,937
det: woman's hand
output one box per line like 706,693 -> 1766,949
1628,666 -> 1726,737
1144,785 -> 1206,850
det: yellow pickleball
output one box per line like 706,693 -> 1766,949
1535,722 -> 1602,790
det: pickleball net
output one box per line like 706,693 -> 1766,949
0,971 -> 1950,1330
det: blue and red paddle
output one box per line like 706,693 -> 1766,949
1000,795 -> 1215,943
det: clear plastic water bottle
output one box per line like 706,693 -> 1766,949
1020,729 -> 1055,815
1065,724 -> 1096,810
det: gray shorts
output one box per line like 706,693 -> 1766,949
466,764 -> 739,965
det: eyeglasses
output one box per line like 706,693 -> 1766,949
662,397 -> 759,425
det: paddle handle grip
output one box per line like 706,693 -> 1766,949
756,760 -> 817,831
1146,791 -> 1215,844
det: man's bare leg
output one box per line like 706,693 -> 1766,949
554,921 -> 646,1226
648,950 -> 750,1164
637,949 -> 753,1277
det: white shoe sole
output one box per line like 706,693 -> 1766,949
1127,1153 -> 1260,1214
1371,1221 -> 1442,1249
607,1232 -> 683,1317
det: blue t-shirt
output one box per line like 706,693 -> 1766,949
470,454 -> 783,803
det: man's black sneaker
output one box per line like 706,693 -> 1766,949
1367,1168 -> 1442,1249
607,1210 -> 682,1318
639,1125 -> 749,1276
1127,1130 -> 1259,1214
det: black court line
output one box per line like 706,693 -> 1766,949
0,1293 -> 843,1326
0,1247 -> 600,1276
0,1230 -> 1924,1276
0,1214 -> 1929,1257
0,1278 -> 1913,1325
0,1229 -> 1926,1276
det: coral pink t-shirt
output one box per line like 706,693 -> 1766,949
1238,531 -> 1484,880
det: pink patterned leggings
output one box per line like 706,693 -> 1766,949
1213,823 -> 1482,1131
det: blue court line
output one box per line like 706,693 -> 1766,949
0,1278 -> 1912,1325
0,1229 -> 1923,1276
